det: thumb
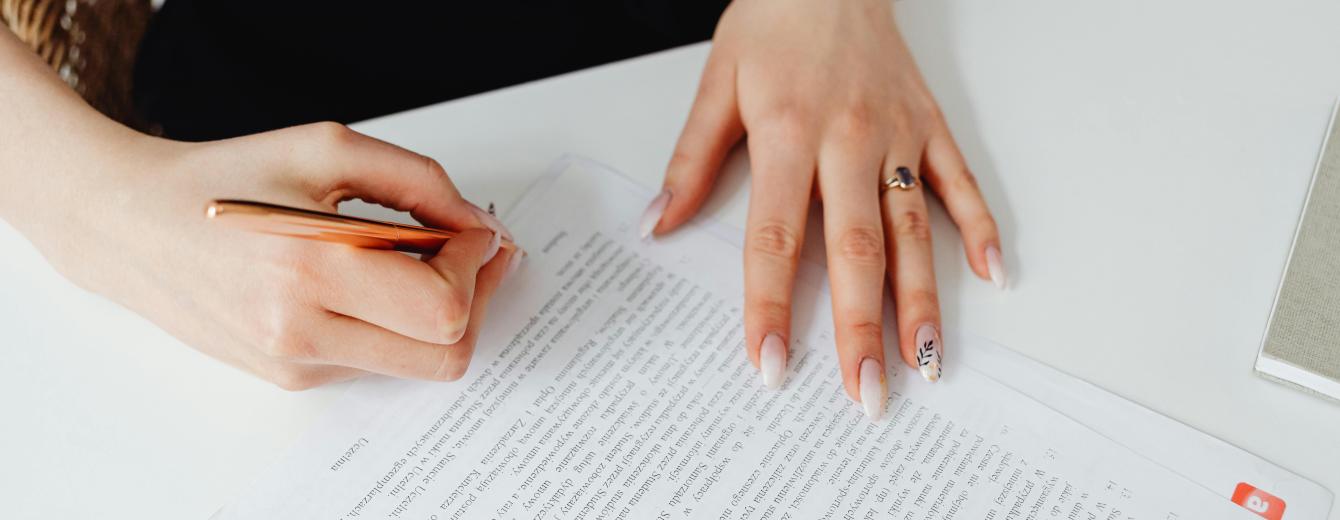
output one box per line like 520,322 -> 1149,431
282,122 -> 498,235
644,50 -> 744,238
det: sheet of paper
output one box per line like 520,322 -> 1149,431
215,158 -> 1313,520
954,334 -> 1333,518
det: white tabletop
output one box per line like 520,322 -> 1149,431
3,1 -> 1338,518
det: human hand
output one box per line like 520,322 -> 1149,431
643,0 -> 1004,418
13,123 -> 520,389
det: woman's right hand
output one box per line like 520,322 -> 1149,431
8,122 -> 520,390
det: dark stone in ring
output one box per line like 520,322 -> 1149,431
880,166 -> 919,193
895,166 -> 917,188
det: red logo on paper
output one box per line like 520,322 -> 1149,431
1232,482 -> 1285,520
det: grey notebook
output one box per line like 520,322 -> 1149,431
1256,100 -> 1340,402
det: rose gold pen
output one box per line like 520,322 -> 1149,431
204,199 -> 517,255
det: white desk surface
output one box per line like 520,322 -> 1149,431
3,1 -> 1339,518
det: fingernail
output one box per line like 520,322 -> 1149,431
986,245 -> 1007,290
504,249 -> 525,279
915,323 -> 943,383
468,202 -> 514,242
859,357 -> 886,420
639,189 -> 672,240
482,231 -> 501,265
759,333 -> 786,390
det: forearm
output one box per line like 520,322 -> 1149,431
0,30 -> 145,223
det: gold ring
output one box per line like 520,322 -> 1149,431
880,166 -> 918,193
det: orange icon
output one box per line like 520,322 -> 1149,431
1232,482 -> 1286,520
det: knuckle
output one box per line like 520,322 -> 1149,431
887,111 -> 916,138
845,320 -> 883,345
832,103 -> 879,141
423,155 -> 450,183
749,222 -> 802,261
448,285 -> 474,317
971,212 -> 998,235
266,244 -> 320,286
893,210 -> 933,242
748,298 -> 792,327
668,147 -> 701,172
429,279 -> 472,338
257,309 -> 315,361
260,247 -> 323,310
307,121 -> 356,144
950,167 -> 981,194
900,92 -> 938,120
754,103 -> 812,142
924,102 -> 946,123
695,67 -> 727,98
431,346 -> 472,381
836,226 -> 885,265
298,122 -> 360,168
267,366 -> 319,391
259,332 -> 313,362
902,288 -> 942,312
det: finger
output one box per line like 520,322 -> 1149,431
440,246 -> 516,369
320,228 -> 499,345
922,125 -> 1004,288
643,49 -> 744,238
306,247 -> 514,381
422,227 -> 503,342
881,151 -> 944,384
273,122 -> 503,235
255,362 -> 367,391
222,327 -> 368,390
741,125 -> 816,391
817,136 -> 888,419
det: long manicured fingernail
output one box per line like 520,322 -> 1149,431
482,231 -> 501,265
468,202 -> 514,241
986,245 -> 1007,290
639,189 -> 672,240
504,249 -> 525,279
759,333 -> 786,390
859,357 -> 886,420
915,323 -> 943,382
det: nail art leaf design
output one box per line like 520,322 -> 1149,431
917,338 -> 941,380
916,339 -> 935,365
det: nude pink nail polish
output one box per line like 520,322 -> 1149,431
504,248 -> 525,279
915,323 -> 942,382
760,333 -> 786,390
859,357 -> 886,420
986,245 -> 1007,290
468,202 -> 514,242
482,231 -> 501,265
639,189 -> 671,240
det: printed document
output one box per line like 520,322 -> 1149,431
216,157 -> 1330,520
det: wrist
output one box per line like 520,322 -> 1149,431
0,126 -> 157,221
0,129 -> 170,293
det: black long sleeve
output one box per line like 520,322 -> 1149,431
133,0 -> 731,141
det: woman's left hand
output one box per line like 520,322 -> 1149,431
643,0 -> 1005,419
